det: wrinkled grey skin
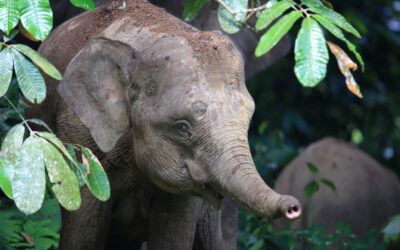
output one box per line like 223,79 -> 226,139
273,137 -> 400,236
28,1 -> 300,249
49,0 -> 290,79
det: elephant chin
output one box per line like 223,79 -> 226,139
199,184 -> 224,210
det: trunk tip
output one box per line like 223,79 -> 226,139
280,195 -> 302,221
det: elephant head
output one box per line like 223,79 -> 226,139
57,32 -> 301,220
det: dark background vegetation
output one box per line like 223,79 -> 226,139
1,0 -> 400,249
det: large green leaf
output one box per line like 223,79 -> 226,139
70,0 -> 95,11
255,10 -> 302,57
11,49 -> 46,103
81,147 -> 110,201
304,180 -> 319,198
255,0 -> 294,31
0,158 -> 13,198
38,138 -> 81,211
0,48 -> 14,96
183,0 -> 208,22
13,136 -> 46,215
19,0 -> 53,41
13,44 -> 62,80
313,14 -> 364,71
301,0 -> 360,38
218,0 -> 247,34
0,123 -> 25,165
0,0 -> 20,34
294,17 -> 329,87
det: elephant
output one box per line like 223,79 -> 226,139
273,137 -> 400,236
27,0 -> 301,249
45,0 -> 290,79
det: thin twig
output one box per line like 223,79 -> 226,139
3,95 -> 34,134
215,0 -> 269,14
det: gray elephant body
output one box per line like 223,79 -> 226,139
273,137 -> 400,235
28,1 -> 300,249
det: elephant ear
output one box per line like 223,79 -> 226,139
57,37 -> 136,152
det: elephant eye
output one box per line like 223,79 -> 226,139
175,120 -> 191,134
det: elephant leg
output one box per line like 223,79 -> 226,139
59,187 -> 114,250
147,192 -> 203,250
221,199 -> 238,250
193,204 -> 225,250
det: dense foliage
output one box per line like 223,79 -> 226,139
0,0 -> 399,249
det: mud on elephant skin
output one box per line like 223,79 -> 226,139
47,0 -> 290,79
27,1 -> 301,249
273,137 -> 400,236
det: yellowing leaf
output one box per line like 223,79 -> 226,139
327,41 -> 362,98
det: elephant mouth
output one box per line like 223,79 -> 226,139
199,184 -> 223,210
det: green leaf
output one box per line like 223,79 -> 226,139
11,49 -> 46,103
81,146 -> 110,201
301,0 -> 360,38
255,0 -> 294,31
70,0 -> 95,11
3,29 -> 19,42
249,239 -> 264,250
0,158 -> 13,198
0,48 -> 14,96
36,132 -> 75,166
304,180 -> 319,198
19,0 -> 53,40
321,0 -> 333,9
0,123 -> 25,165
22,220 -> 59,249
183,0 -> 208,22
313,14 -> 364,71
321,178 -> 337,194
218,0 -> 247,34
255,10 -> 302,57
294,17 -> 329,87
382,215 -> 400,242
13,136 -> 46,215
38,138 -> 81,211
0,0 -> 20,34
67,145 -> 87,187
306,162 -> 319,176
26,118 -> 53,132
12,44 -> 62,80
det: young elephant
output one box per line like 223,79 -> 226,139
28,1 -> 301,249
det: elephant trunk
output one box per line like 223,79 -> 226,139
209,136 -> 301,220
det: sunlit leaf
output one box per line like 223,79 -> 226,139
0,158 -> 13,199
294,17 -> 329,87
255,0 -> 294,31
327,41 -> 362,98
0,48 -> 14,96
11,49 -> 46,103
0,123 -> 25,165
218,0 -> 247,34
255,10 -> 302,57
19,0 -> 53,40
321,178 -> 337,194
183,0 -> 208,22
70,0 -> 95,11
301,0 -> 360,38
382,215 -> 400,242
13,44 -> 62,80
304,180 -> 319,198
18,21 -> 40,42
38,138 -> 81,211
67,145 -> 87,187
313,14 -> 364,71
81,147 -> 110,201
0,0 -> 20,34
13,136 -> 46,215
321,0 -> 333,9
306,162 -> 319,176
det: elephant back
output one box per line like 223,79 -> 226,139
273,137 -> 400,236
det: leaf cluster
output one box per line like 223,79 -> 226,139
304,162 -> 337,198
183,0 -> 365,97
